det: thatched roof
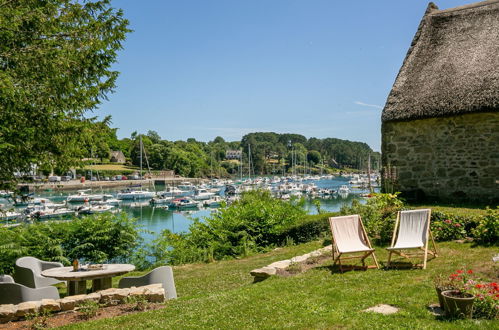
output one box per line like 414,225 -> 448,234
382,0 -> 499,122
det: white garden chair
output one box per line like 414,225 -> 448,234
329,215 -> 379,272
386,209 -> 437,269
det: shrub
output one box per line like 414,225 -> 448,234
340,193 -> 404,245
62,212 -> 141,263
276,212 -> 337,245
144,190 -> 307,266
431,213 -> 468,242
0,212 -> 140,274
431,211 -> 479,241
472,208 -> 499,245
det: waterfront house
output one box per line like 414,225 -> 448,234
109,150 -> 126,163
225,150 -> 242,160
381,1 -> 499,202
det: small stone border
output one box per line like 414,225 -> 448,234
250,245 -> 332,281
0,284 -> 165,323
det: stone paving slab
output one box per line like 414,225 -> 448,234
363,304 -> 399,315
250,245 -> 332,281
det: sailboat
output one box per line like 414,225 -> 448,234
117,135 -> 155,200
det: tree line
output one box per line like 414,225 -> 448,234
86,126 -> 380,178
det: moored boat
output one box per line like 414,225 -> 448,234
117,189 -> 155,200
67,190 -> 104,202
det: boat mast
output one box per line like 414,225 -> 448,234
239,149 -> 243,181
367,153 -> 373,193
248,144 -> 252,180
139,135 -> 143,178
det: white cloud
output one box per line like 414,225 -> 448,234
354,101 -> 383,109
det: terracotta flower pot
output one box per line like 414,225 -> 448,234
441,290 -> 475,318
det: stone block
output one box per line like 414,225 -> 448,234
129,285 -> 159,297
100,288 -> 130,305
268,260 -> 291,269
86,292 -> 101,303
0,304 -> 17,323
59,292 -> 102,311
145,287 -> 165,303
250,267 -> 277,279
15,301 -> 41,317
58,298 -> 76,312
40,299 -> 61,313
291,255 -> 308,263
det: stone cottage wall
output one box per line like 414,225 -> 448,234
381,112 -> 499,203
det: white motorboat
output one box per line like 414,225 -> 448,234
157,186 -> 184,198
31,206 -> 76,219
116,189 -> 155,200
192,189 -> 216,201
150,196 -> 174,205
77,203 -> 116,215
67,190 -> 104,202
170,198 -> 200,209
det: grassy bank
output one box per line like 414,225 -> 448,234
61,241 -> 497,329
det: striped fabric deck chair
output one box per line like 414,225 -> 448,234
386,209 -> 437,269
329,215 -> 379,272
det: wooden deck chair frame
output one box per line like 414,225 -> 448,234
329,215 -> 380,272
386,209 -> 438,270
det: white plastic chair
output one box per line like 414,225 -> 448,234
118,266 -> 177,299
14,256 -> 64,288
0,275 -> 60,304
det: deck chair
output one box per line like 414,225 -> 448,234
386,209 -> 437,269
329,215 -> 379,272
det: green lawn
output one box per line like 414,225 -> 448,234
60,241 -> 497,329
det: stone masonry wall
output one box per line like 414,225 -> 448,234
381,112 -> 499,202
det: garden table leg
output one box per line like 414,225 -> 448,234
92,277 -> 112,291
68,280 -> 87,295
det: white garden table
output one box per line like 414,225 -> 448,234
41,264 -> 135,296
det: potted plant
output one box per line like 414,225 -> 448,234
441,289 -> 475,318
440,269 -> 475,318
433,274 -> 457,309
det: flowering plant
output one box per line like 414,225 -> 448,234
432,217 -> 467,241
436,268 -> 498,319
465,281 -> 499,319
445,269 -> 474,292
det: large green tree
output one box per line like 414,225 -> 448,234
0,0 -> 129,186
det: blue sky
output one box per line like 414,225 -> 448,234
97,0 -> 473,151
